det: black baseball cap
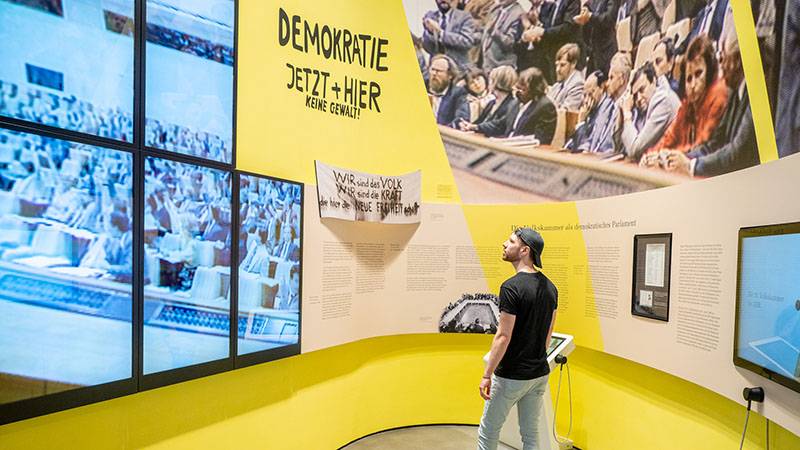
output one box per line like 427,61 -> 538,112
515,227 -> 544,268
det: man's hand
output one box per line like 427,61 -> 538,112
458,119 -> 478,131
665,150 -> 691,174
522,26 -> 544,43
479,376 -> 492,400
574,8 -> 592,26
425,18 -> 442,34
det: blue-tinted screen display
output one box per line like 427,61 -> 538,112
238,176 -> 301,355
145,0 -> 234,164
0,0 -> 135,141
737,232 -> 800,383
143,157 -> 232,374
0,128 -> 133,404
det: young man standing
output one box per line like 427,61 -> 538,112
478,227 -> 558,450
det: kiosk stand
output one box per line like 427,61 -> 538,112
484,332 -> 575,450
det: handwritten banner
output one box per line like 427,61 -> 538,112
315,161 -> 421,223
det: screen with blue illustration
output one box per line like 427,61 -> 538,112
735,221 -> 800,394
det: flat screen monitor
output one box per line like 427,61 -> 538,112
734,221 -> 800,394
0,0 -> 134,141
238,174 -> 302,356
142,157 -> 232,375
0,127 -> 133,405
144,0 -> 234,163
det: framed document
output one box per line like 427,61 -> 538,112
631,233 -> 672,321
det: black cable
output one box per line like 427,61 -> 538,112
552,359 -> 572,445
740,399 -> 752,450
766,418 -> 769,450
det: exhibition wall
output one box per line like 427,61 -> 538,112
2,0 -> 800,448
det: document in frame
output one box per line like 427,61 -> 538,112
644,243 -> 665,287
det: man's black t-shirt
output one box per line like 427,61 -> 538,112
494,271 -> 558,380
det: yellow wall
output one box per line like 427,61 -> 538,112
1,333 -> 799,449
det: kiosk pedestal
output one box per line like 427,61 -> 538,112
483,332 -> 575,450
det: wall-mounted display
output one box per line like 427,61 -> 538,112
144,0 -> 234,163
238,174 -> 301,356
735,221 -> 800,394
631,233 -> 672,321
143,157 -> 232,375
0,0 -> 135,141
0,128 -> 133,405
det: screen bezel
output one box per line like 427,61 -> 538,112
733,220 -> 800,395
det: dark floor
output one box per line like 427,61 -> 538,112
340,424 -> 517,450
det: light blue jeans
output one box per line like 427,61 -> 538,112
477,373 -> 549,450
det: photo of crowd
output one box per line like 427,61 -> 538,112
408,0 -> 764,188
238,175 -> 301,353
439,292 -> 500,334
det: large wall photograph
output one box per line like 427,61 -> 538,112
402,0 -> 793,204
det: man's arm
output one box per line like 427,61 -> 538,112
479,311 -> 516,400
546,310 -> 558,350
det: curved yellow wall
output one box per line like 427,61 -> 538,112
1,332 -> 798,449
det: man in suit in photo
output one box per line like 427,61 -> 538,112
664,31 -> 760,176
423,0 -> 481,71
676,0 -> 729,55
567,70 -> 614,152
520,0 -> 582,82
573,0 -> 620,74
547,43 -> 585,110
429,54 -> 471,127
481,0 -> 525,70
615,62 -> 680,162
504,67 -> 557,144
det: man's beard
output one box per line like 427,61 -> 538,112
430,76 -> 450,94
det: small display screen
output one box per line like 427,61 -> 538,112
0,128 -> 133,405
547,336 -> 566,357
238,175 -> 301,355
144,0 -> 234,163
142,157 -> 232,375
735,223 -> 800,391
0,0 -> 135,141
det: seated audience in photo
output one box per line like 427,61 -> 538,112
462,68 -> 493,121
503,67 -> 556,143
566,70 -> 614,152
676,0 -> 729,55
614,62 -> 680,162
584,52 -> 632,153
480,0 -> 525,70
775,0 -> 800,158
663,30 -> 760,176
547,43 -> 584,110
429,54 -> 471,127
644,35 -> 728,160
573,0 -> 619,74
423,0 -> 481,71
518,0 -> 581,83
460,65 -> 519,137
652,37 -> 679,93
